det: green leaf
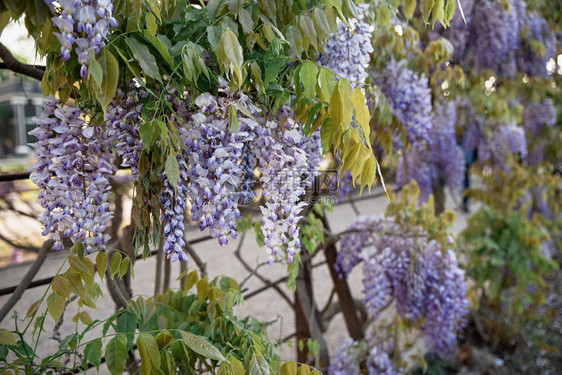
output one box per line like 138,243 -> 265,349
420,0 -> 435,23
285,26 -> 302,56
444,0 -> 456,26
228,104 -> 239,131
238,7 -> 254,34
88,49 -> 103,90
402,0 -> 417,19
312,8 -> 331,37
47,293 -> 65,322
165,150 -> 180,189
249,354 -> 270,375
52,276 -> 71,299
118,256 -> 130,278
95,50 -> 119,111
216,28 -> 244,85
116,311 -> 137,349
179,331 -> 226,361
298,15 -> 317,50
145,12 -> 157,36
432,0 -> 445,26
126,37 -> 161,81
250,62 -> 265,94
299,62 -> 318,100
143,31 -> 174,66
105,334 -> 128,375
96,251 -> 108,280
0,329 -> 17,346
138,333 -> 161,375
83,338 -> 102,371
109,253 -> 122,279
207,25 -> 223,52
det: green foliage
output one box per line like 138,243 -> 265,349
0,270 -> 316,374
386,181 -> 456,248
459,207 -> 558,324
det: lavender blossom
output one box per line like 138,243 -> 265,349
50,0 -> 117,77
30,97 -> 116,252
375,60 -> 433,146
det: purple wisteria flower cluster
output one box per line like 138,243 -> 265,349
375,60 -> 433,147
104,86 -> 147,177
435,0 -> 556,78
396,100 -> 466,201
522,98 -> 557,165
329,337 -> 397,375
469,0 -> 520,77
517,12 -> 557,77
30,97 -> 116,252
478,122 -> 528,168
176,92 -> 322,263
256,116 -> 308,263
316,5 -> 373,87
160,154 -> 189,262
49,0 -> 118,77
180,93 -> 251,246
336,215 -> 468,352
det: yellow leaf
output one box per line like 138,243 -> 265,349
79,311 -> 93,325
352,87 -> 371,138
52,275 -> 71,299
329,80 -> 353,131
96,251 -> 108,280
47,293 -> 65,322
183,270 -> 199,292
25,299 -> 41,319
360,156 -> 377,193
197,276 -> 209,303
0,329 -> 17,346
402,0 -> 417,19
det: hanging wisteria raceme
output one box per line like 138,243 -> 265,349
336,215 -> 468,352
478,122 -> 528,168
180,93 -> 253,246
396,101 -> 465,201
316,4 -> 373,88
160,154 -> 189,262
177,89 -> 321,262
49,0 -> 118,77
328,337 -> 397,375
328,338 -> 362,375
469,0 -> 521,77
375,60 -> 433,147
255,111 -> 309,264
104,85 -> 146,176
421,246 -> 468,352
30,97 -> 116,252
522,99 -> 557,165
366,346 -> 397,375
516,12 -> 557,77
